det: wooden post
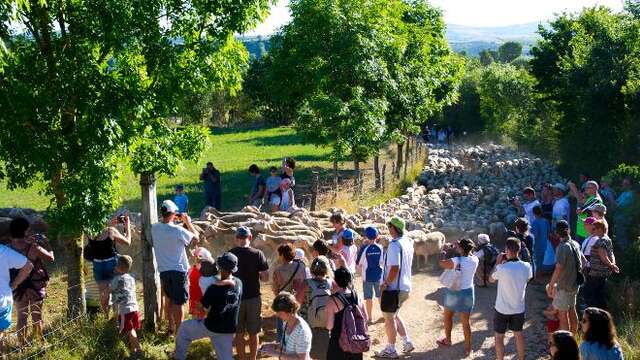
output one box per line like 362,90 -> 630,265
373,155 -> 381,190
310,171 -> 319,211
140,173 -> 161,331
382,163 -> 387,192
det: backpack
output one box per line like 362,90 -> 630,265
306,278 -> 331,328
478,244 -> 499,284
335,292 -> 370,354
10,244 -> 50,301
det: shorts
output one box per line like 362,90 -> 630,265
382,291 -> 410,319
0,302 -> 12,331
493,311 -> 525,334
546,319 -> 560,333
363,281 -> 381,300
118,311 -> 141,333
552,289 -> 578,311
160,271 -> 189,306
310,327 -> 330,360
93,257 -> 117,283
236,297 -> 262,335
444,287 -> 475,313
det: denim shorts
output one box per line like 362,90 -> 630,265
444,287 -> 475,313
93,257 -> 117,283
0,302 -> 12,330
363,281 -> 381,300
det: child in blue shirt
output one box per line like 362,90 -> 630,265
356,226 -> 384,323
173,184 -> 189,214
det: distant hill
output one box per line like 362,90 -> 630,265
239,21 -> 543,59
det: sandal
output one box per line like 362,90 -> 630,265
436,338 -> 451,347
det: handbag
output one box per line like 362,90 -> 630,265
439,257 -> 462,291
380,241 -> 403,313
569,240 -> 585,286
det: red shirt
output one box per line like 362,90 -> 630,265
188,265 -> 205,318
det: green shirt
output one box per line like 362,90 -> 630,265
576,195 -> 603,237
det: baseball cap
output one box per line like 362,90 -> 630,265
342,228 -> 355,240
161,200 -> 179,214
584,217 -> 597,225
592,203 -> 607,214
364,226 -> 379,240
217,252 -> 238,273
552,183 -> 567,192
477,233 -> 490,245
195,247 -> 214,263
387,216 -> 406,232
585,180 -> 599,190
236,226 -> 251,239
295,248 -> 305,260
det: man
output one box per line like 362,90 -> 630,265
569,180 -> 603,242
514,187 -> 540,225
599,177 -> 617,210
248,164 -> 266,209
551,183 -> 571,228
200,162 -> 221,210
546,220 -> 584,335
0,242 -> 33,347
229,227 -> 269,360
375,216 -> 415,359
174,252 -> 243,360
152,199 -> 200,335
490,237 -> 533,360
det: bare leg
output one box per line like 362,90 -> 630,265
32,301 -> 43,341
568,306 -> 578,335
98,282 -> 111,316
384,314 -> 397,346
443,309 -> 454,343
460,312 -> 472,356
514,331 -> 525,360
394,315 -> 408,338
248,333 -> 259,360
127,329 -> 141,353
235,333 -> 247,360
495,333 -> 505,360
557,309 -> 570,331
365,299 -> 373,322
172,303 -> 184,334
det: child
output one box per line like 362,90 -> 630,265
544,303 -> 560,341
266,166 -> 281,204
356,226 -> 384,322
188,247 -> 214,319
173,184 -> 189,214
294,248 -> 311,279
111,255 -> 142,357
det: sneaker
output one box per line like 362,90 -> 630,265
375,346 -> 400,359
402,341 -> 415,353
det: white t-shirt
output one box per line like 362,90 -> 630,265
384,237 -> 414,292
552,197 -> 570,223
199,276 -> 216,294
451,255 -> 479,290
0,245 -> 28,308
491,260 -> 532,315
340,245 -> 358,274
283,315 -> 312,357
151,222 -> 195,273
523,199 -> 541,224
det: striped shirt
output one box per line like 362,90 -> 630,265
283,315 -> 312,358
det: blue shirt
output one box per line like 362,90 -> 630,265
357,243 -> 383,283
174,193 -> 189,213
580,341 -> 624,360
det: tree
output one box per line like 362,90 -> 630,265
479,49 -> 495,66
626,0 -> 640,18
0,0 -> 271,318
497,41 -> 523,63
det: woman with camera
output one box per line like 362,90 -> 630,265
9,217 -> 54,344
87,212 -> 132,314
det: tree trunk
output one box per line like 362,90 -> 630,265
140,173 -> 161,331
63,232 -> 85,318
404,138 -> 410,178
396,143 -> 403,178
373,155 -> 381,190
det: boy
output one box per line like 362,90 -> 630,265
248,164 -> 266,209
188,247 -> 214,320
111,255 -> 142,357
356,226 -> 384,322
173,184 -> 189,214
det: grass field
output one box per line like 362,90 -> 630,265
0,127 -> 335,214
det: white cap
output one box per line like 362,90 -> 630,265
195,247 -> 214,263
477,233 -> 490,245
295,248 -> 305,260
161,199 -> 179,213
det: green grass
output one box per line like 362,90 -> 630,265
0,127 -> 334,214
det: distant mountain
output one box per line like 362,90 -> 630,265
239,21 -> 544,59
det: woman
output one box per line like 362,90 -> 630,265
549,330 -> 580,360
325,267 -> 366,360
9,218 -> 54,344
437,239 -> 478,357
312,240 -> 337,271
273,244 -> 307,343
299,257 -> 333,360
89,213 -> 132,314
580,307 -> 624,360
512,217 -> 536,275
582,221 -> 619,309
260,292 -> 312,360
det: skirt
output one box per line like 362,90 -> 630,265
444,287 -> 475,313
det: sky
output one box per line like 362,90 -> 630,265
245,0 -> 625,35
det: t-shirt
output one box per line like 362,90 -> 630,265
189,265 -> 203,305
0,245 -> 28,308
173,194 -> 189,214
491,260 -> 532,315
552,197 -> 571,225
357,243 -> 383,283
384,237 -> 414,292
274,261 -> 306,294
523,199 -> 541,225
589,236 -> 614,278
580,341 -> 624,360
581,235 -> 599,257
283,315 -> 312,356
151,222 -> 195,273
266,176 -> 281,195
555,238 -> 582,292
110,273 -> 138,315
339,244 -> 358,273
229,246 -> 269,300
201,277 -> 243,334
251,175 -> 266,200
199,276 -> 216,295
451,255 -> 479,291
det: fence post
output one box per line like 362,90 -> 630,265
382,163 -> 387,192
140,173 -> 160,331
310,171 -> 319,211
374,155 -> 381,190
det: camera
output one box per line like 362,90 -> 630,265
117,215 -> 126,223
33,233 -> 46,245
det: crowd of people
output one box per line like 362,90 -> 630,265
0,164 -> 636,360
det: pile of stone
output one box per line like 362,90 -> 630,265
0,208 -> 48,243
